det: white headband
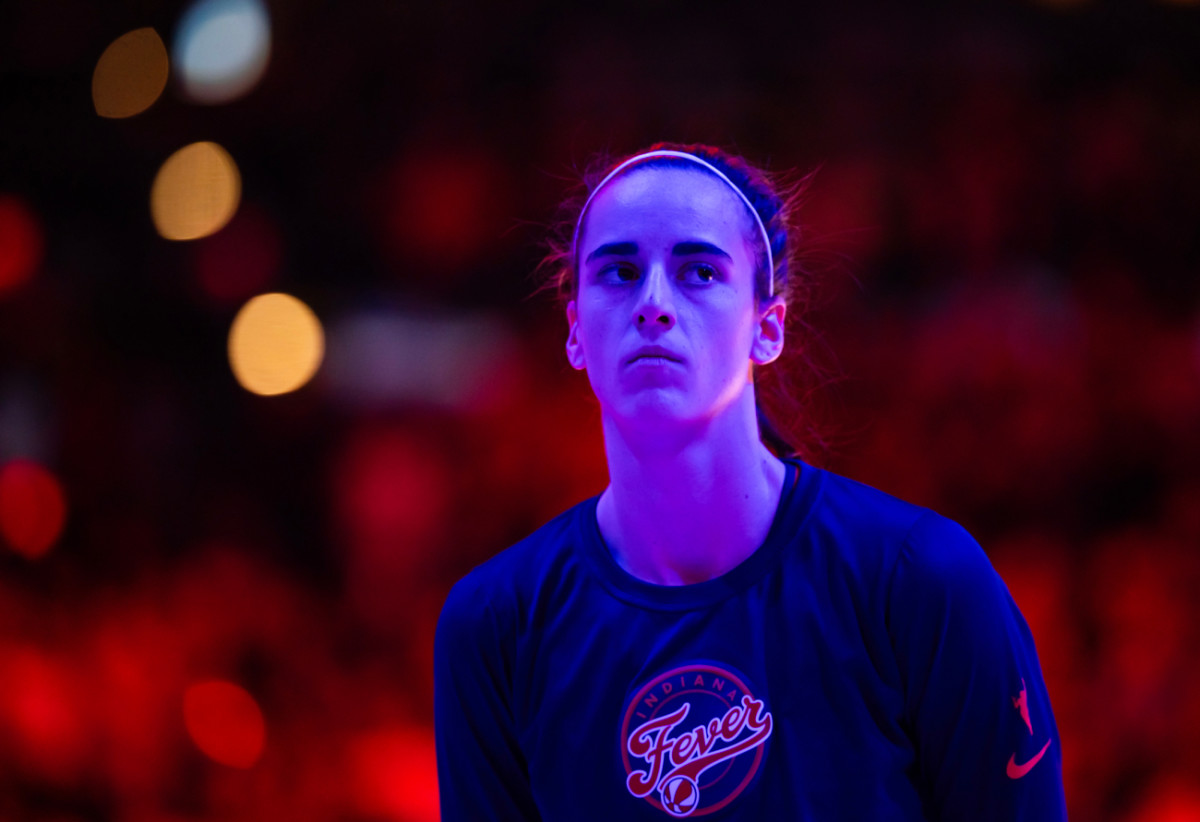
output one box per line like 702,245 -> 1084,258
571,149 -> 775,297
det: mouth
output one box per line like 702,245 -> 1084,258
627,349 -> 684,365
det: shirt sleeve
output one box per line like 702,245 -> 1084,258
434,575 -> 543,821
887,511 -> 1068,821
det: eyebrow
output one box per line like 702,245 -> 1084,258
673,241 -> 731,260
584,240 -> 732,263
586,241 -> 638,263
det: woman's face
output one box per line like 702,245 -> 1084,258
566,166 -> 785,432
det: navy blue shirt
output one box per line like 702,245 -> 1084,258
435,459 -> 1067,820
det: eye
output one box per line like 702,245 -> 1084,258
598,264 -> 639,284
681,262 -> 718,284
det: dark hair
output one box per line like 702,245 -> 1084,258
536,141 -> 831,463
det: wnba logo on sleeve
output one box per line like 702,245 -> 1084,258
619,662 -> 773,817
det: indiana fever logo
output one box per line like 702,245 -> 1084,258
619,662 -> 773,817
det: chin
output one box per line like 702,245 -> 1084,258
597,387 -> 674,418
607,391 -> 719,431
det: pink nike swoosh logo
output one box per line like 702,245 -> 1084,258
1006,738 -> 1051,779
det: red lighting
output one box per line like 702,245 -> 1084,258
0,194 -> 44,296
349,726 -> 440,821
0,647 -> 88,784
183,680 -> 266,768
0,460 -> 67,559
333,427 -> 451,553
378,148 -> 510,276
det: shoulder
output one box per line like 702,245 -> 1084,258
804,465 -> 932,541
898,507 -> 991,583
891,510 -> 1003,629
798,465 -> 936,573
437,499 -> 589,635
798,464 -> 991,597
876,500 -> 1011,645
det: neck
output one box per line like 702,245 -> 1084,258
596,390 -> 786,586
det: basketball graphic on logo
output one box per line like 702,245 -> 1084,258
660,775 -> 700,816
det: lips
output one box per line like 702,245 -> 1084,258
627,346 -> 684,364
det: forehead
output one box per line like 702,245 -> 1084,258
579,166 -> 755,250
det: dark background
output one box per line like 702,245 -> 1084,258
3,0 -> 1200,819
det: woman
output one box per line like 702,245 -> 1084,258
434,144 -> 1066,820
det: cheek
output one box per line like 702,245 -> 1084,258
575,295 -> 619,355
697,303 -> 757,359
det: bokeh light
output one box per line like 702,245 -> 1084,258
92,27 -> 169,119
0,460 -> 67,559
378,148 -> 511,277
348,727 -> 439,822
192,202 -> 282,304
332,425 -> 452,626
228,293 -> 324,396
0,647 -> 88,784
322,309 -> 520,411
182,680 -> 265,768
174,0 -> 271,104
150,141 -> 241,241
334,427 -> 451,550
0,194 -> 44,296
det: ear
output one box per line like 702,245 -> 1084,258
750,297 -> 786,365
565,300 -> 586,370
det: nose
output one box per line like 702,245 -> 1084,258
633,262 -> 675,331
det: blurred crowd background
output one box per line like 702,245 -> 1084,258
3,0 -> 1200,819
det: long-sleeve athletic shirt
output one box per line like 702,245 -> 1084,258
434,458 -> 1067,820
